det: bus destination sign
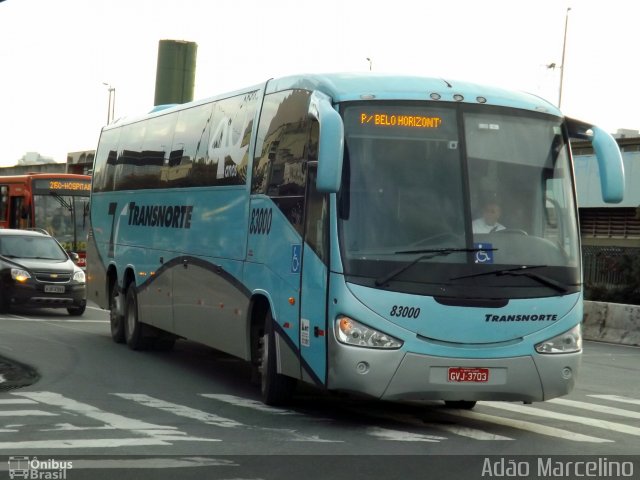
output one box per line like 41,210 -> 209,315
360,113 -> 442,129
33,179 -> 91,196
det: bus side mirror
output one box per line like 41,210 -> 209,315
590,126 -> 625,203
308,91 -> 344,193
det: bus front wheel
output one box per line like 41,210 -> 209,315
259,311 -> 296,406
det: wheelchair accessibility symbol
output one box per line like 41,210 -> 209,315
474,243 -> 494,264
291,244 -> 301,273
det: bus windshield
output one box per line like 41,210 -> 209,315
338,102 -> 580,299
31,178 -> 91,254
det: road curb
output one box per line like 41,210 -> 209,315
0,355 -> 39,391
583,300 -> 640,347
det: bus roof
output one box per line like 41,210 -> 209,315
104,73 -> 561,130
266,73 -> 560,115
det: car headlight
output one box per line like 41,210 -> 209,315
335,316 -> 403,349
73,270 -> 86,284
535,324 -> 582,354
11,268 -> 31,282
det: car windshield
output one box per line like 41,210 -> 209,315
0,236 -> 68,261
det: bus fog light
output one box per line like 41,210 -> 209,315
335,316 -> 403,349
535,324 -> 582,354
356,361 -> 370,374
562,367 -> 572,379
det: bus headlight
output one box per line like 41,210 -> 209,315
535,324 -> 582,354
73,270 -> 86,284
11,268 -> 31,283
335,316 -> 403,349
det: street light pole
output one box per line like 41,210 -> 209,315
366,57 -> 372,71
103,83 -> 116,124
558,7 -> 571,109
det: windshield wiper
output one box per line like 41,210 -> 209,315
375,248 -> 492,287
450,265 -> 568,293
50,191 -> 73,212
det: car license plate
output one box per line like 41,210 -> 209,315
448,367 -> 489,383
44,285 -> 65,294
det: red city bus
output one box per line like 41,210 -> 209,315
0,173 -> 91,267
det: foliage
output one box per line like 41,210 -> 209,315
585,253 -> 640,305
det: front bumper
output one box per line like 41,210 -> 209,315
8,283 -> 86,309
327,335 -> 580,403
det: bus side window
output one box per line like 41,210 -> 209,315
253,89 -> 312,235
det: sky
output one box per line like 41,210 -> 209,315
0,0 -> 638,167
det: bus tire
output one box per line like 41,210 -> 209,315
110,285 -> 125,343
124,287 -> 149,350
444,400 -> 477,410
259,311 -> 296,405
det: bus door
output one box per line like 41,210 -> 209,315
299,163 -> 330,385
0,185 -> 9,228
5,183 -> 29,229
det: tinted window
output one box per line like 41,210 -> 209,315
113,122 -> 146,191
252,90 -> 311,234
92,128 -> 121,193
205,92 -> 258,187
164,103 -> 213,188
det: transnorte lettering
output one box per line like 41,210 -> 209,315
127,202 -> 193,229
484,314 -> 558,322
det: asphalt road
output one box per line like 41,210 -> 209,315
0,304 -> 638,479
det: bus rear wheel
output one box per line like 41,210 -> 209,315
124,287 -> 149,350
259,311 -> 296,406
444,400 -> 477,410
110,285 -> 125,343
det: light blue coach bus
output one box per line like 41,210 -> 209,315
87,73 -> 624,407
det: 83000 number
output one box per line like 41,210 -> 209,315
250,208 -> 272,235
390,305 -> 420,318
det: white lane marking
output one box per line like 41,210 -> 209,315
259,427 -> 343,443
0,410 -> 57,417
482,401 -> 640,437
201,393 -> 299,415
0,438 -> 173,449
0,398 -> 37,404
14,392 -> 177,432
0,317 -> 108,323
428,423 -> 513,441
347,407 -> 507,441
115,393 -> 243,428
11,391 -> 220,445
549,398 -> 640,419
202,394 -> 342,442
446,408 -> 612,443
40,423 -> 116,432
366,426 -> 442,442
589,395 -> 640,407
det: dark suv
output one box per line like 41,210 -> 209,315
0,229 -> 86,315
